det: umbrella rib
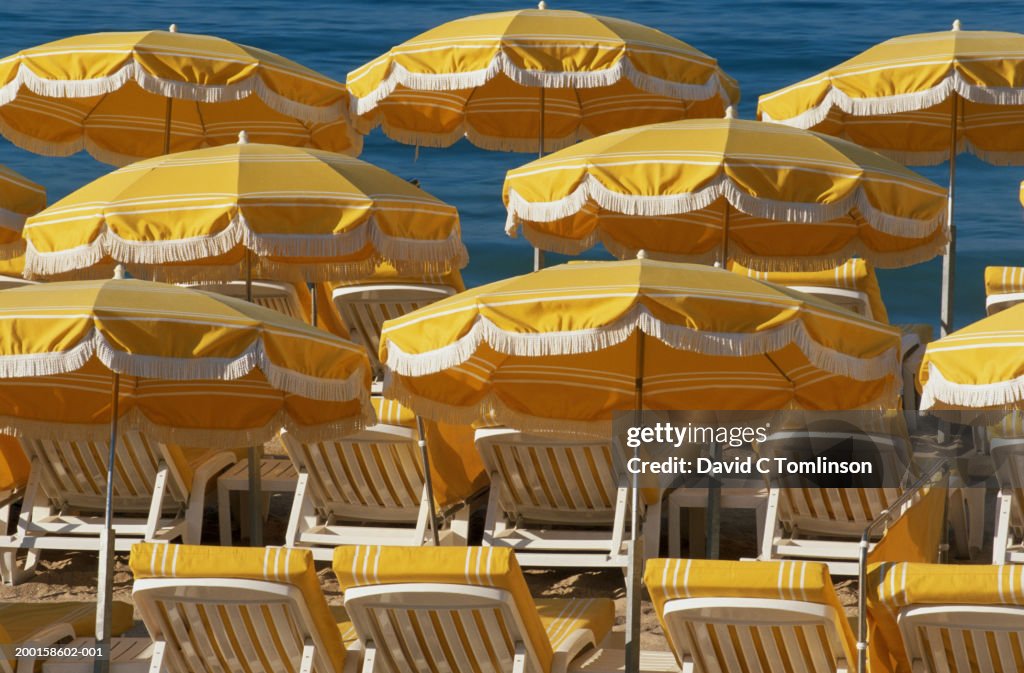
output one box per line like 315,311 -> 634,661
80,92 -> 110,125
762,353 -> 794,384
195,100 -> 207,140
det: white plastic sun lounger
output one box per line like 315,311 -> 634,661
475,428 -> 662,568
9,433 -> 236,581
990,436 -> 1024,564
280,424 -> 469,560
187,279 -> 305,320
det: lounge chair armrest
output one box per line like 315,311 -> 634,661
15,623 -> 76,673
550,629 -> 596,673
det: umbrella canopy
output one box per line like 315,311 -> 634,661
0,277 -> 373,444
757,21 -> 1024,335
503,117 -> 948,270
347,5 -> 739,153
757,24 -> 1024,165
919,303 -> 1024,411
23,138 -> 467,282
0,164 -> 44,258
379,258 -> 903,434
0,27 -> 361,165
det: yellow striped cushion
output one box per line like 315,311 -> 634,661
333,546 -> 559,672
535,598 -> 615,652
645,559 -> 856,666
370,396 -> 416,427
130,543 -> 347,673
985,266 -> 1024,296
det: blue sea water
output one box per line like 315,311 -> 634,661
2,0 -> 1023,330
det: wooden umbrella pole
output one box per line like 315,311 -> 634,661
940,94 -> 959,337
720,202 -> 731,267
625,331 -> 645,673
415,416 -> 441,546
162,98 -> 173,156
309,282 -> 318,327
533,88 -> 546,272
244,250 -> 264,546
94,372 -> 120,673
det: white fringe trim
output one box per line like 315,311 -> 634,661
383,370 -> 898,436
352,52 -> 731,117
505,173 -> 947,241
0,329 -> 372,403
0,59 -> 346,124
23,214 -> 468,280
920,362 -> 1024,411
383,306 -> 901,384
763,71 -> 1024,131
0,403 -> 374,448
516,221 -> 947,270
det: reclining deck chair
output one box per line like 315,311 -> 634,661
757,422 -> 914,575
330,267 -> 462,384
634,559 -> 856,673
0,438 -> 29,583
729,259 -> 931,411
474,428 -> 662,568
984,266 -> 1024,315
11,432 -> 239,581
868,562 -> 1024,673
0,601 -> 133,673
127,543 -> 359,673
990,431 -> 1024,564
333,545 -> 614,673
185,280 -> 305,320
279,398 -> 471,560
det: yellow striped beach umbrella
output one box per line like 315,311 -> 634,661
0,275 -> 373,662
22,136 -> 466,283
347,4 -> 738,155
0,26 -> 361,165
0,164 -> 44,259
504,115 -> 948,270
379,256 -> 902,670
919,303 -> 1024,411
758,21 -> 1024,334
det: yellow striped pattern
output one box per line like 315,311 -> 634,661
24,142 -> 465,282
759,27 -> 1024,166
0,29 -> 360,165
347,9 -> 738,152
0,164 -> 44,259
986,266 -> 1024,297
503,118 -> 948,270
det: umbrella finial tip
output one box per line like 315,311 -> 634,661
538,1 -> 547,8
169,23 -> 178,32
952,19 -> 961,30
725,105 -> 737,119
636,249 -> 648,260
113,264 -> 126,280
713,261 -> 723,269
238,130 -> 249,144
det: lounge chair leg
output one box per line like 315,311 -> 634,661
994,490 -> 1013,565
610,487 -> 628,557
482,471 -> 504,546
145,462 -> 170,541
448,505 -> 470,546
285,471 -> 312,549
299,641 -> 315,673
668,497 -> 681,558
760,487 -> 781,561
362,640 -> 377,673
512,642 -> 527,673
644,499 -> 662,560
148,640 -> 166,673
217,475 -> 232,546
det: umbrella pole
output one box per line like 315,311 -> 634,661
705,441 -> 721,559
163,98 -> 173,156
625,332 -> 645,673
309,282 -> 318,328
243,250 -> 264,546
415,416 -> 441,546
940,95 -> 959,337
94,373 -> 120,673
720,203 -> 731,267
533,89 -> 546,272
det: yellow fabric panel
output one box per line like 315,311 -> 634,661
333,545 -> 554,672
23,143 -> 466,282
0,279 -> 372,448
865,485 -> 947,673
534,597 -> 615,651
758,28 -> 1024,165
919,303 -> 1024,410
346,9 -> 738,152
131,543 -> 347,673
0,436 -> 27,493
866,563 -> 1024,673
730,259 -> 890,324
424,420 -> 489,508
644,558 -> 857,668
0,30 -> 360,165
503,119 -> 947,270
380,259 -> 902,434
985,266 -> 1024,296
0,164 -> 45,255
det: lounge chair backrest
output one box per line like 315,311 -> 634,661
331,283 -> 456,376
20,433 -> 187,513
991,438 -> 1024,536
760,430 -> 910,534
897,604 -> 1024,673
344,582 -> 542,673
189,280 -> 305,320
280,425 -> 426,521
132,544 -> 347,673
662,597 -> 850,673
787,285 -> 872,319
474,429 -> 628,525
